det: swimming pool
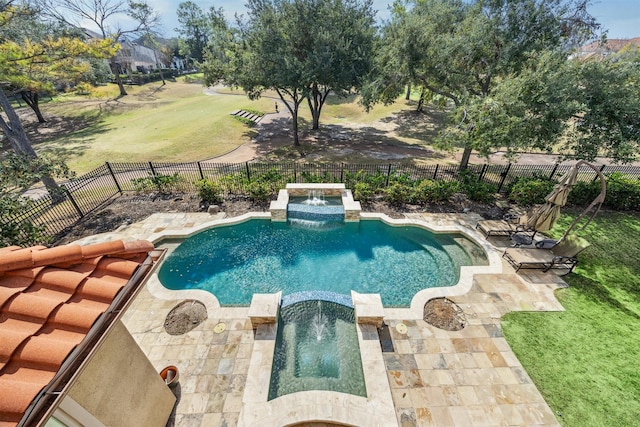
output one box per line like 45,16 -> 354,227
157,218 -> 488,306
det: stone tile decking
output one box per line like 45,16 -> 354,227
81,212 -> 566,426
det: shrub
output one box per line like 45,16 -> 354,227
246,181 -> 273,204
195,179 -> 224,204
300,171 -> 335,183
74,82 -> 93,95
508,176 -> 557,206
459,171 -> 496,203
1,220 -> 50,247
567,180 -> 600,206
131,173 -> 182,194
388,171 -> 414,186
384,182 -> 411,206
218,172 -> 248,195
254,167 -> 287,185
604,172 -> 640,211
352,182 -> 375,203
343,170 -> 387,192
412,179 -> 460,204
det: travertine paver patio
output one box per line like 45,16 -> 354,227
382,270 -> 565,426
78,212 -> 565,426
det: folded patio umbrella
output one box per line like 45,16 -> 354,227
526,165 -> 580,233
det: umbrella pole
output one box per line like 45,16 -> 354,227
560,161 -> 607,242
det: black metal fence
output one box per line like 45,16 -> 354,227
5,160 -> 640,243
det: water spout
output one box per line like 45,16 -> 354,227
303,190 -> 328,206
312,300 -> 327,341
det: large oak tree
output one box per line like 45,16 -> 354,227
362,0 -> 599,167
203,0 -> 376,147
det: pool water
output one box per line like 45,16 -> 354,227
268,299 -> 366,400
158,219 -> 487,306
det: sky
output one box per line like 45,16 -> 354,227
128,0 -> 640,40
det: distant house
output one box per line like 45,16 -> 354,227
115,41 -> 166,74
171,56 -> 187,71
0,241 -> 175,427
82,29 -> 166,74
572,37 -> 640,59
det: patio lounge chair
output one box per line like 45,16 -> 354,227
502,234 -> 590,274
476,213 -> 533,239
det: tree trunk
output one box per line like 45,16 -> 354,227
0,87 -> 63,198
292,109 -> 300,147
460,145 -> 472,170
308,83 -> 330,131
275,88 -> 303,148
158,67 -> 166,85
417,88 -> 426,112
405,83 -> 411,100
111,58 -> 128,96
20,91 -> 46,123
310,99 -> 320,130
153,48 -> 166,86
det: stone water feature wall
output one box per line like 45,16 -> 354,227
269,183 -> 361,222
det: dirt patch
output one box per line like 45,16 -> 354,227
164,300 -> 208,335
423,298 -> 466,331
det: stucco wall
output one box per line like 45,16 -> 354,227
67,321 -> 176,427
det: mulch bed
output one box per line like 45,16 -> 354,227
423,298 -> 467,331
164,300 -> 208,335
53,191 -> 504,245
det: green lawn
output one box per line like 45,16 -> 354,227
502,211 -> 640,426
30,80 -> 448,174
36,81 -> 274,174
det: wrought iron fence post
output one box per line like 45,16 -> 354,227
549,163 -> 559,180
497,163 -> 512,193
386,164 -> 392,187
433,164 -> 439,180
105,162 -> 122,194
197,162 -> 204,180
479,164 -> 488,181
64,187 -> 84,218
245,162 -> 251,181
149,162 -> 157,176
594,164 -> 606,181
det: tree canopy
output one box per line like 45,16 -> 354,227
203,0 -> 376,148
362,0 -> 606,166
175,1 -> 220,63
0,152 -> 73,246
43,0 -> 162,96
0,0 -> 113,202
1,12 -> 115,122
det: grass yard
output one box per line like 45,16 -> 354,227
502,211 -> 640,426
206,86 -> 448,144
35,80 -> 274,174
25,79 -> 450,174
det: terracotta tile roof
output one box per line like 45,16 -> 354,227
0,240 -> 158,427
578,37 -> 640,58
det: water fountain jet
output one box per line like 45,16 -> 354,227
302,190 -> 329,206
312,301 -> 327,341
